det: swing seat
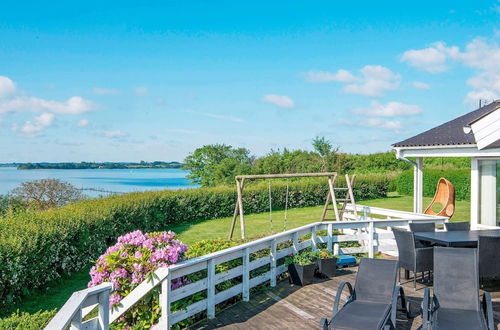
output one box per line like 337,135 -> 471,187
423,177 -> 455,219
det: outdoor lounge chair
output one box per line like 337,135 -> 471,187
479,236 -> 500,284
422,247 -> 494,330
320,258 -> 409,330
392,227 -> 433,289
423,177 -> 455,219
444,221 -> 470,231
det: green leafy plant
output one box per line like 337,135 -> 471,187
284,251 -> 316,266
0,309 -> 57,330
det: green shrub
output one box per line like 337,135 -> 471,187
0,310 -> 56,330
0,173 -> 389,308
394,169 -> 470,200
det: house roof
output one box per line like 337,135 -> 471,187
392,101 -> 500,148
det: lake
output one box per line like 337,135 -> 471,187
0,167 -> 197,197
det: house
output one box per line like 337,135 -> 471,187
392,101 -> 500,228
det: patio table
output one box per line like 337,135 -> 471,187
414,229 -> 500,248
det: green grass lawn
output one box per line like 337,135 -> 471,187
0,194 -> 470,318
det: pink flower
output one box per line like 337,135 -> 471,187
109,293 -> 122,307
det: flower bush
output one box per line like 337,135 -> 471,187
88,230 -> 188,329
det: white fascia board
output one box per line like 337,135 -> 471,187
470,108 -> 500,150
393,145 -> 500,158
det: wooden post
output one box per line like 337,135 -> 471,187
207,259 -> 215,318
229,178 -> 245,240
160,272 -> 172,329
270,239 -> 277,287
292,232 -> 299,254
236,179 -> 246,240
327,175 -> 340,221
242,247 -> 250,301
70,309 -> 82,330
368,221 -> 374,258
311,226 -> 317,251
327,223 -> 333,252
98,290 -> 110,330
346,174 -> 358,219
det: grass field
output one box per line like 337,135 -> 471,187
0,194 -> 471,318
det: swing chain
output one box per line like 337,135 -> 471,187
268,180 -> 273,232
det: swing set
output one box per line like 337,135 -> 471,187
228,172 -> 358,240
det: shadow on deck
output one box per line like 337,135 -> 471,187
191,265 -> 500,330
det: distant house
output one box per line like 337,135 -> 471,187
392,101 -> 500,228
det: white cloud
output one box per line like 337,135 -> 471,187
186,110 -> 244,123
134,86 -> 149,96
13,113 -> 55,136
401,37 -> 500,104
303,65 -> 400,97
351,101 -> 422,117
342,65 -> 400,97
360,118 -> 403,131
303,69 -> 357,83
92,88 -> 120,95
262,94 -> 295,108
0,96 -> 94,115
103,130 -> 127,138
0,76 -> 17,98
77,119 -> 89,127
412,81 -> 431,90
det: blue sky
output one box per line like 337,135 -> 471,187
1,1 -> 500,162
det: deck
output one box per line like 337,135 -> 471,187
192,265 -> 500,330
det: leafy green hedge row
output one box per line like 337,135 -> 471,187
0,174 -> 389,308
0,310 -> 56,330
394,169 -> 470,200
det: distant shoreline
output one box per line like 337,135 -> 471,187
0,162 -> 185,170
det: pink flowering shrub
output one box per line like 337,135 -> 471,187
89,230 -> 188,328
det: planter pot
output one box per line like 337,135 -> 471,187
317,257 -> 337,278
288,263 -> 316,286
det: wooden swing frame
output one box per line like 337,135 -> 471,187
228,172 -> 358,240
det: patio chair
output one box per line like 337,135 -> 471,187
423,177 -> 455,219
444,221 -> 470,231
422,247 -> 494,330
392,228 -> 433,289
479,236 -> 500,283
409,222 -> 435,247
320,258 -> 409,330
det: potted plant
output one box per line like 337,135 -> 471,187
313,250 -> 337,278
284,252 -> 316,286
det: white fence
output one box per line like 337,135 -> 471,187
45,205 -> 447,330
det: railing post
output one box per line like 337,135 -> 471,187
270,239 -> 277,287
333,243 -> 339,255
311,226 -> 317,251
368,221 -> 374,258
292,232 -> 299,254
98,289 -> 110,330
160,271 -> 172,329
207,259 -> 215,318
242,247 -> 250,302
70,309 -> 82,330
327,223 -> 333,252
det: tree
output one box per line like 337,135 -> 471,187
11,179 -> 84,210
183,144 -> 254,186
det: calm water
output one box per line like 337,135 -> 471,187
0,167 -> 197,197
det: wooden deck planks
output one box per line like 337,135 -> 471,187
191,266 -> 500,330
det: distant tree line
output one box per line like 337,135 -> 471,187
183,136 -> 470,187
16,161 -> 184,170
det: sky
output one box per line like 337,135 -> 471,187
1,1 -> 500,162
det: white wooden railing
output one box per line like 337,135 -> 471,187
45,205 -> 448,330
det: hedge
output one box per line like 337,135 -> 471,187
394,169 -> 470,200
0,310 -> 56,330
0,173 -> 390,308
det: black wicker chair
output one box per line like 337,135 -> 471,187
320,258 -> 409,330
423,247 -> 494,330
409,222 -> 436,247
479,236 -> 500,284
392,227 -> 433,289
444,221 -> 470,231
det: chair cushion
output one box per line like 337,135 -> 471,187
433,308 -> 488,330
329,301 -> 390,329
